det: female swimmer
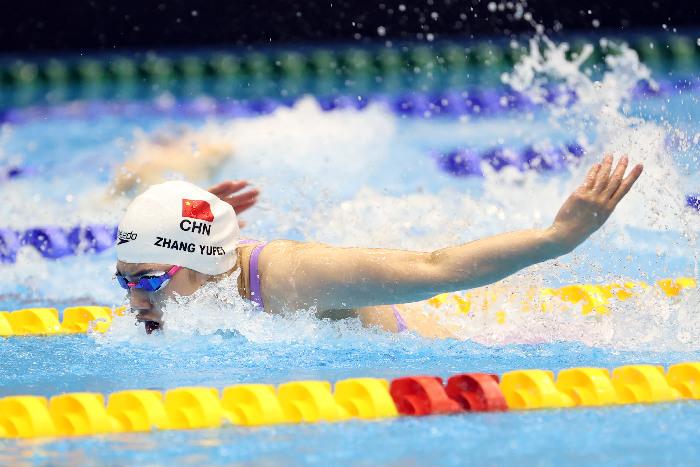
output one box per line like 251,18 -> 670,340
115,155 -> 642,334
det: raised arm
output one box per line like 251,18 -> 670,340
260,155 -> 642,312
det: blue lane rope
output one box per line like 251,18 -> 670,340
435,142 -> 586,176
1,77 -> 696,125
0,225 -> 116,263
436,140 -> 698,207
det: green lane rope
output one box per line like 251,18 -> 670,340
0,34 -> 696,90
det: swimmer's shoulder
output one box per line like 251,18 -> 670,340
236,239 -> 301,304
237,239 -> 327,311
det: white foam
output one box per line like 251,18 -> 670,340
227,97 -> 396,179
428,280 -> 700,351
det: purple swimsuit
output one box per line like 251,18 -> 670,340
241,240 -> 408,332
247,241 -> 267,309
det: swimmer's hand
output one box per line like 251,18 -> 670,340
208,180 -> 260,228
549,155 -> 643,253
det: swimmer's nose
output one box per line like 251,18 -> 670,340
129,289 -> 163,328
129,288 -> 153,311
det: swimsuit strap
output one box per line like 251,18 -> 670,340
237,238 -> 259,245
248,242 -> 268,309
391,305 -> 408,332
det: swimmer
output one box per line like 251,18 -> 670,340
111,124 -> 234,196
115,155 -> 642,335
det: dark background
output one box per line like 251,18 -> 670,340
2,0 -> 699,53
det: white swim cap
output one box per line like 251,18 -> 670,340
117,180 -> 240,275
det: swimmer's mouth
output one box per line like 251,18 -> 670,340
133,311 -> 162,334
144,321 -> 161,334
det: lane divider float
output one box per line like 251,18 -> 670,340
426,277 -> 696,324
0,306 -> 121,337
0,361 -> 698,439
0,87 -> 552,124
0,34 -> 696,90
2,75 -> 697,126
435,141 -> 585,176
434,142 -> 700,212
0,277 -> 694,337
0,225 -> 116,262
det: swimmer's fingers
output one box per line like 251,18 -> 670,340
592,154 -> 614,193
208,180 -> 260,214
231,197 -> 258,214
609,163 -> 644,206
227,189 -> 259,213
603,156 -> 629,199
583,163 -> 601,189
208,180 -> 249,198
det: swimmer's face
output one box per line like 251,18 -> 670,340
116,261 -> 209,329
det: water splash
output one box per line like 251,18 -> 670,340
422,280 -> 700,351
502,36 -> 696,235
96,271 -> 391,349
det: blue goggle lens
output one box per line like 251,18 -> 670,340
116,273 -> 169,292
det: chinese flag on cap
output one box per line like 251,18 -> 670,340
182,199 -> 215,222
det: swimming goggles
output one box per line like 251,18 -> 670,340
115,265 -> 182,292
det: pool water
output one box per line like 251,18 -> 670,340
1,35 -> 699,465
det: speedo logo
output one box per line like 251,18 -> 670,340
117,230 -> 138,245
